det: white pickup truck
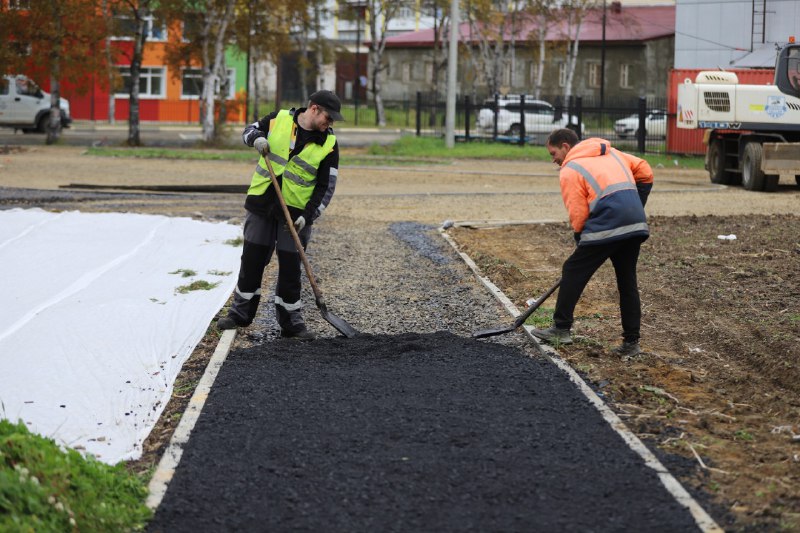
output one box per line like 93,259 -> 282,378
0,75 -> 72,133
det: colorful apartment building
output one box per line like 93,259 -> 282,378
61,16 -> 248,123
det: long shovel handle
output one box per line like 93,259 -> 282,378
262,156 -> 325,306
512,278 -> 562,328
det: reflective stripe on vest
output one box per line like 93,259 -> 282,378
565,157 -> 637,213
247,109 -> 336,210
282,134 -> 336,210
248,110 -> 296,196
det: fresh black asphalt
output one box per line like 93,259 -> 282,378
148,331 -> 699,532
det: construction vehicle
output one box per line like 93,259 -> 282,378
676,41 -> 800,191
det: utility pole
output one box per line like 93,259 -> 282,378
445,0 -> 459,148
600,0 -> 606,107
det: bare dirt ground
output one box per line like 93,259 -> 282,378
2,144 -> 799,530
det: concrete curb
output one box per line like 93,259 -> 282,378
145,328 -> 237,511
438,225 -> 723,533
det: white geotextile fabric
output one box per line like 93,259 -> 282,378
0,209 -> 242,464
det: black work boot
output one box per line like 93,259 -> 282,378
217,316 -> 240,331
531,325 -> 573,345
281,327 -> 316,341
612,340 -> 641,358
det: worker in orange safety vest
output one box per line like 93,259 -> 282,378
532,128 -> 654,358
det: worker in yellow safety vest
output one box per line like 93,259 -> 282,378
217,90 -> 343,340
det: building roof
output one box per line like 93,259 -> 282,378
384,5 -> 675,48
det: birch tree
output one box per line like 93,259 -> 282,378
362,0 -> 412,126
462,0 -> 525,98
162,0 -> 237,143
559,0 -> 595,100
526,0 -> 558,99
109,0 -> 159,146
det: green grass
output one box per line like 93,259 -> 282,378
367,136 -> 706,169
175,280 -> 221,294
0,419 -> 151,532
86,136 -> 704,169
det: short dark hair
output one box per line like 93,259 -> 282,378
546,128 -> 579,148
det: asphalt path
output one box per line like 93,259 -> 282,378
148,332 -> 701,532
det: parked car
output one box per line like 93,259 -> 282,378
475,95 -> 582,139
0,75 -> 72,133
614,110 -> 666,139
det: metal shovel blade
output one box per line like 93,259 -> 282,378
472,325 -> 516,339
319,305 -> 359,338
472,277 -> 561,339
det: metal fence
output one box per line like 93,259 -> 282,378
412,92 -> 671,154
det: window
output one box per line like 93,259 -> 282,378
115,67 -> 166,98
0,79 -> 8,95
558,63 -> 567,87
181,68 -> 236,99
528,62 -> 538,85
425,63 -> 433,83
8,0 -> 30,9
401,63 -> 410,83
588,63 -> 600,88
502,63 -> 512,86
620,64 -> 631,89
112,14 -> 166,41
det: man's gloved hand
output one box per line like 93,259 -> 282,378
254,137 -> 269,156
293,215 -> 306,232
573,232 -> 581,245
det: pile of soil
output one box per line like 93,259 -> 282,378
450,214 -> 800,531
148,332 -> 699,532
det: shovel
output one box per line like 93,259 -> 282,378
472,278 -> 561,338
262,156 -> 359,338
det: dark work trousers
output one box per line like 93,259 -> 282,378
227,210 -> 311,334
553,236 -> 645,342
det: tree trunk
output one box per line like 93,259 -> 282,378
128,12 -> 147,146
46,70 -> 62,145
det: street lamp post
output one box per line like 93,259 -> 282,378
600,0 -> 606,107
354,5 -> 361,126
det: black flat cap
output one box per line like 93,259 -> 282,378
309,90 -> 344,121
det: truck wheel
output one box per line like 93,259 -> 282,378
742,142 -> 765,191
36,115 -> 49,134
507,124 -> 522,137
707,140 -> 732,184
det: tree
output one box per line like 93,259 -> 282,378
526,0 -> 558,99
362,0 -> 412,126
0,0 -> 108,144
558,0 -> 596,100
107,0 -> 159,146
463,0 -> 525,98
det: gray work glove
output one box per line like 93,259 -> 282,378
253,137 -> 269,157
293,215 -> 306,232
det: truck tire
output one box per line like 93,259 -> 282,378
742,142 -> 765,191
707,140 -> 733,184
36,114 -> 49,134
507,124 -> 522,137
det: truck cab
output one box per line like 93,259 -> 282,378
0,75 -> 72,133
676,43 -> 800,192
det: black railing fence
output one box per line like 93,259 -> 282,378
411,92 -> 670,154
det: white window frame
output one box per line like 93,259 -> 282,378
112,15 -> 166,41
620,64 -> 632,89
401,63 -> 410,83
588,62 -> 600,88
115,66 -> 166,99
558,63 -> 567,87
528,62 -> 538,85
180,68 -> 236,100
